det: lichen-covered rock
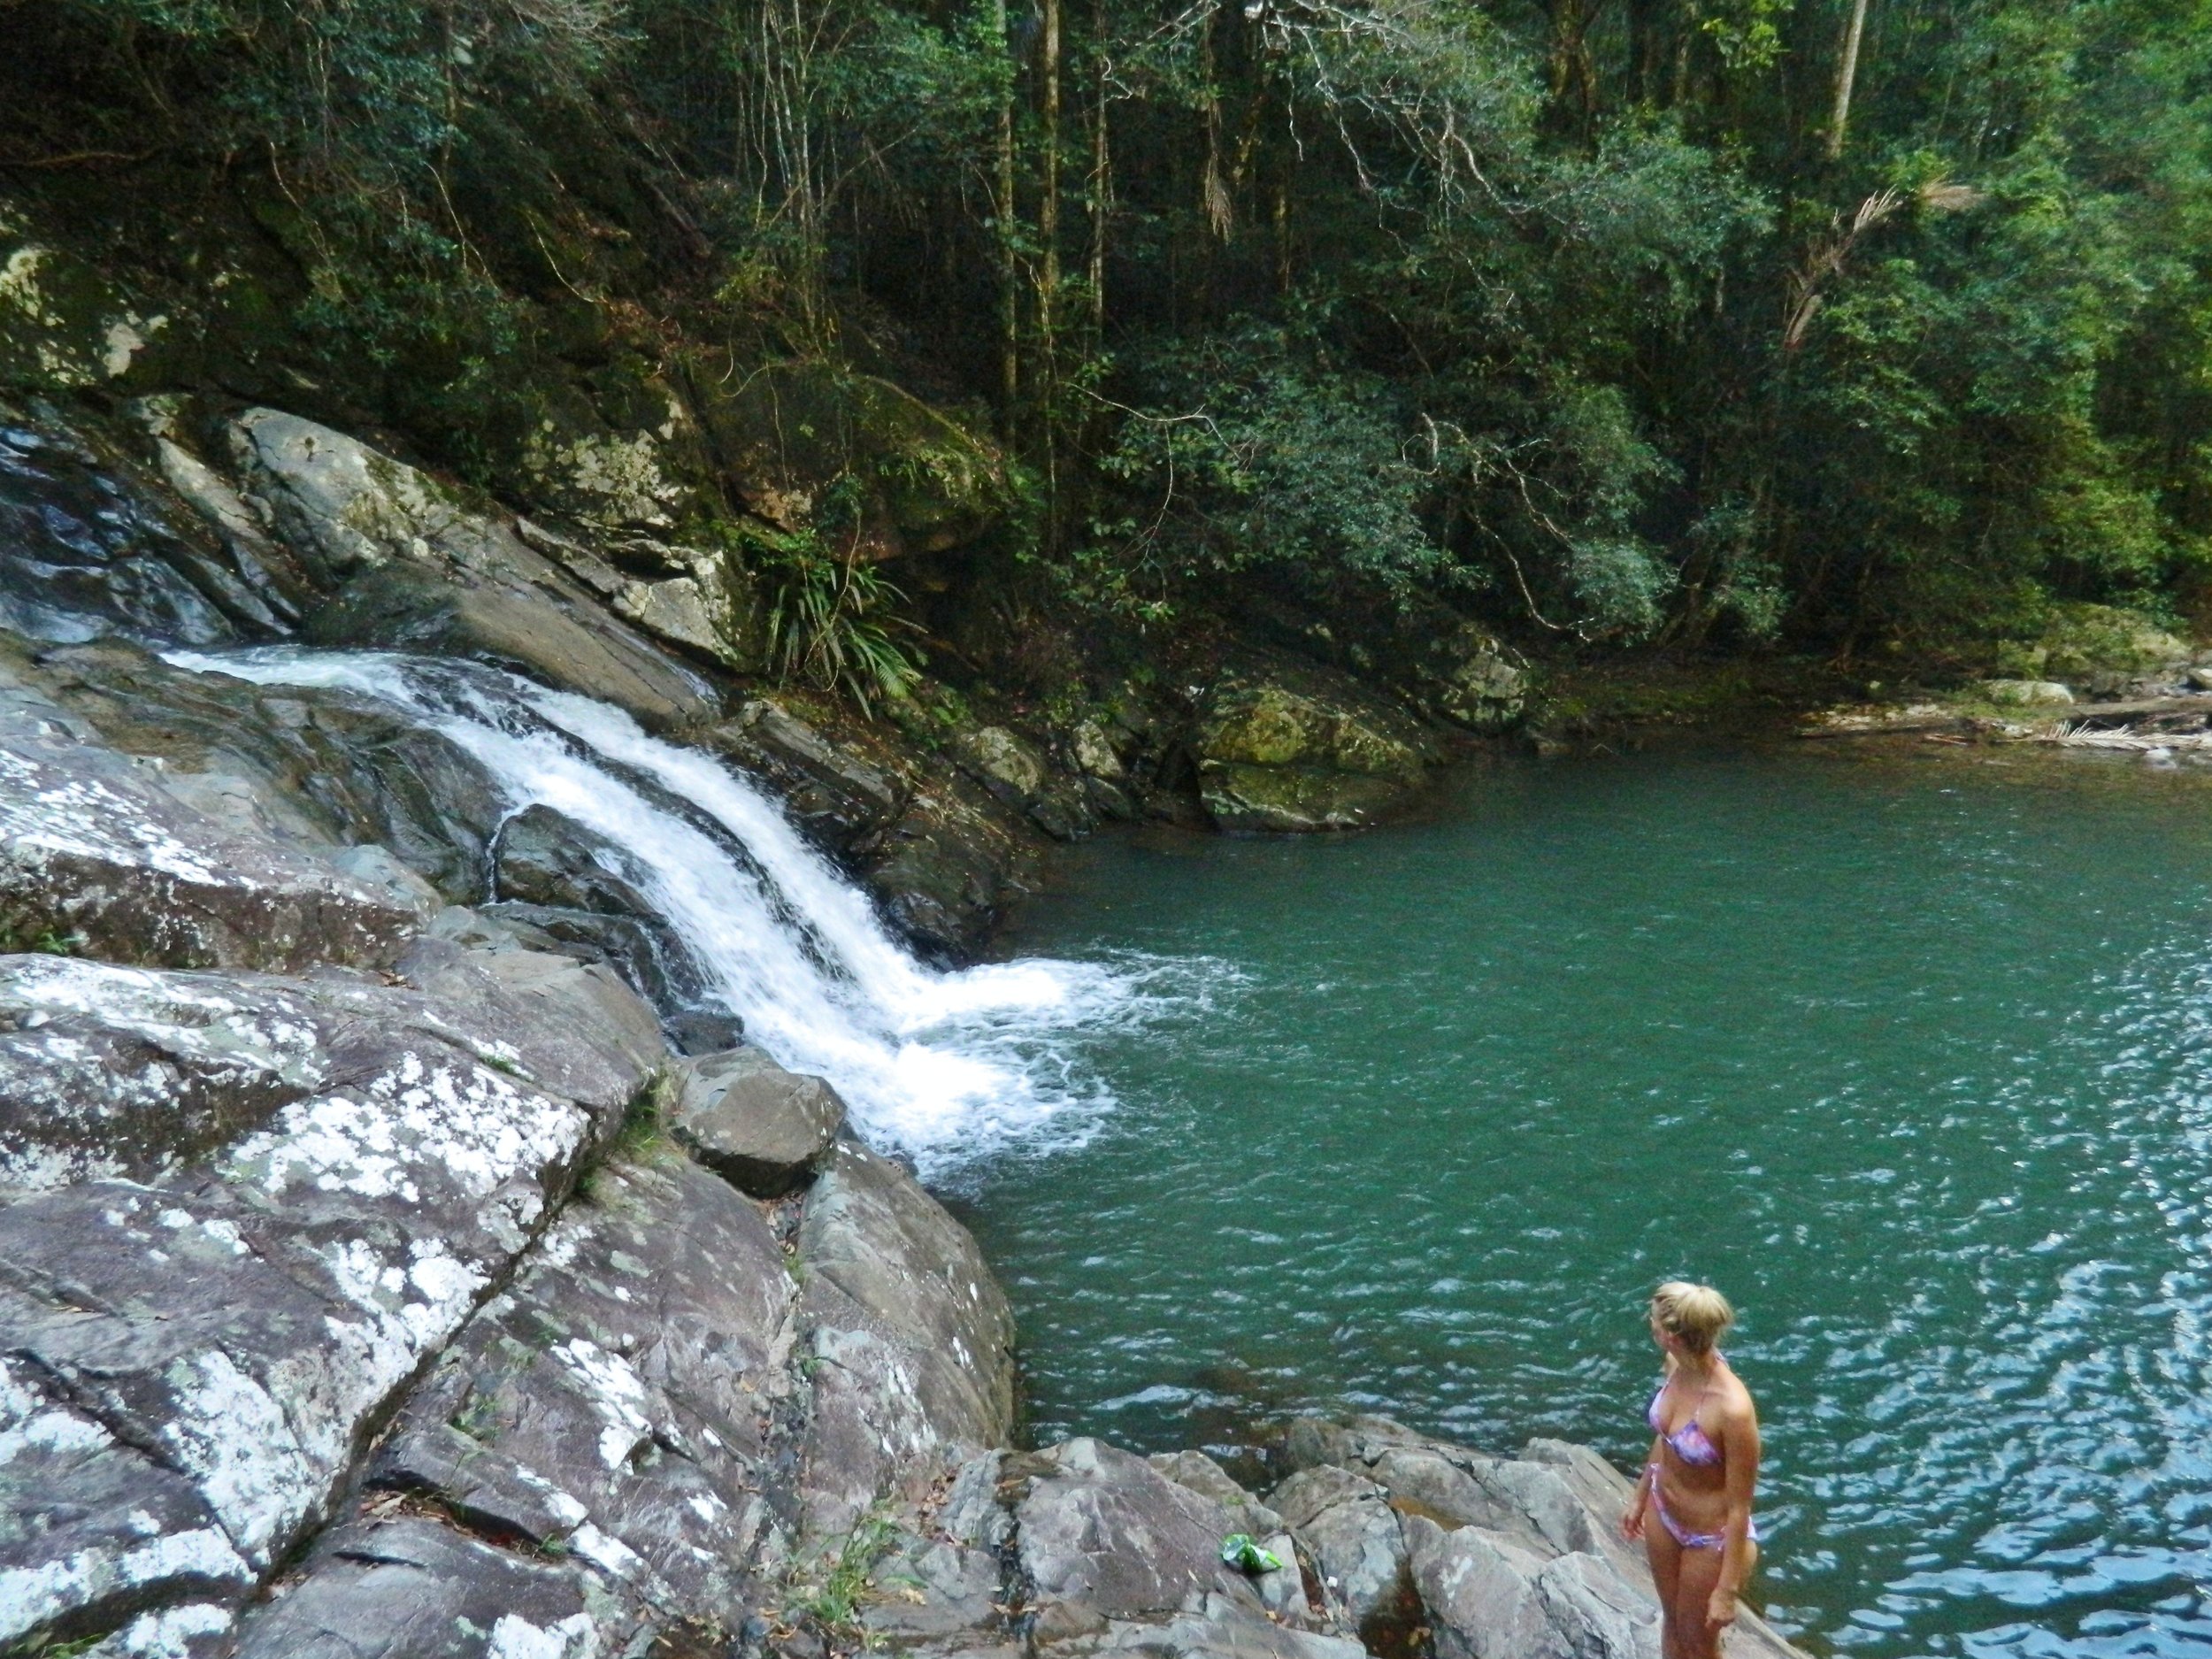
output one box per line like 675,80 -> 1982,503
1419,624 -> 1529,733
0,673 -> 419,972
370,1155 -> 795,1635
949,723 -> 1094,841
1974,678 -> 2074,707
0,946 -> 656,1653
227,1516 -> 632,1659
1192,661 -> 1443,833
669,1046 -> 846,1198
795,1139 -> 1016,1537
227,408 -> 718,726
0,219 -> 178,396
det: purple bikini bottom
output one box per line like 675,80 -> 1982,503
1647,1466 -> 1760,1552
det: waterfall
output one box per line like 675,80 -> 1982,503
166,647 -> 1159,1176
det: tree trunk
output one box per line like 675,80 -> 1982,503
994,0 -> 1018,438
1040,0 -> 1064,547
1826,0 -> 1870,158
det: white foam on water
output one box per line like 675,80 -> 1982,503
165,648 -> 1202,1175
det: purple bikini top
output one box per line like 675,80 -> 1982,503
1647,1378 -> 1724,1467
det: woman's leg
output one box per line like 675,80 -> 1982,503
1644,1511 -> 1685,1659
1669,1537 -> 1731,1659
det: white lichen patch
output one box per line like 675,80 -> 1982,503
101,314 -> 166,379
487,1610 -> 600,1659
567,1521 -> 644,1580
524,427 -> 685,529
88,1601 -> 235,1659
546,1338 -> 655,1470
227,1053 -> 588,1206
0,1360 -> 254,1643
0,746 -> 225,885
0,958 -> 337,1188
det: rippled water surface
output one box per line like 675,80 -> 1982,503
970,744 -> 2212,1659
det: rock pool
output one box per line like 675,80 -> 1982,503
973,742 -> 2212,1658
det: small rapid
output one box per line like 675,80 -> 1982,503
167,646 -> 1183,1174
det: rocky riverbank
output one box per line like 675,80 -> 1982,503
0,392 -> 1808,1659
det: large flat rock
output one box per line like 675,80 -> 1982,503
371,1154 -> 795,1633
0,674 -> 418,971
0,952 -> 654,1652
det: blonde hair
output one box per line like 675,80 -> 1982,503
1650,1281 -> 1735,1355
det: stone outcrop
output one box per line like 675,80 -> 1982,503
1192,659 -> 1446,833
228,409 -> 720,727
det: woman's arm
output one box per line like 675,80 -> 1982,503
1621,1435 -> 1664,1539
1708,1399 -> 1762,1627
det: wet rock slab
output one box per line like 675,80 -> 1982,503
0,672 -> 418,972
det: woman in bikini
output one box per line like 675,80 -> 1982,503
1621,1281 -> 1760,1659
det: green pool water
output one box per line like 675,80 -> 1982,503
968,741 -> 2212,1659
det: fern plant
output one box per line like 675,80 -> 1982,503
764,541 -> 926,718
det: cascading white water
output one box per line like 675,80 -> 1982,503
166,646 -> 1177,1175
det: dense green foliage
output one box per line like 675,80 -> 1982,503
14,0 -> 2212,662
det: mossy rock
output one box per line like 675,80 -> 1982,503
695,359 -> 1010,558
0,203 -> 181,394
1192,660 -> 1441,833
1992,603 -> 2193,684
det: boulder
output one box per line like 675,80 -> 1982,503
1402,1513 -> 1659,1659
227,409 -> 718,727
227,1516 -> 630,1659
669,1046 -> 846,1197
1191,661 -> 1442,833
1012,1439 -> 1246,1634
949,723 -> 1095,841
488,803 -> 716,1015
1267,1464 -> 1409,1633
861,780 -> 1041,962
1049,1596 -> 1367,1659
1148,1450 -> 1307,1624
1974,678 -> 2074,707
0,673 -> 419,972
1418,624 -> 1529,733
795,1140 -> 1017,1537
